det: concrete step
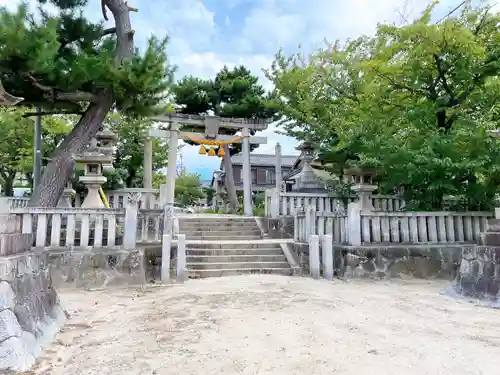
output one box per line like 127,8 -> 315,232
187,261 -> 290,270
186,254 -> 287,263
186,235 -> 262,241
185,243 -> 281,249
187,268 -> 293,278
181,230 -> 262,237
186,248 -> 284,256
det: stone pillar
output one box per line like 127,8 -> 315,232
212,176 -> 219,208
275,142 -> 282,192
123,194 -> 139,250
322,234 -> 333,280
164,122 -> 179,235
161,234 -> 171,283
176,233 -> 186,283
347,201 -> 362,246
143,136 -> 153,208
241,126 -> 253,216
309,234 -> 320,279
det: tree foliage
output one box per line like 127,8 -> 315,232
102,113 -> 169,189
174,171 -> 205,207
0,0 -> 174,206
0,108 -> 71,195
267,3 -> 500,210
173,66 -> 277,153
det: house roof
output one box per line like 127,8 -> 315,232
229,153 -> 297,167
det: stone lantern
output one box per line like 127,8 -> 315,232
74,138 -> 113,208
96,127 -> 117,171
293,141 -> 326,193
344,167 -> 378,211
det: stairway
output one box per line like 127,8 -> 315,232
179,216 -> 292,278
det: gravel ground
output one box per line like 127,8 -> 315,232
29,275 -> 500,375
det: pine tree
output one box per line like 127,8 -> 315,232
0,0 -> 173,206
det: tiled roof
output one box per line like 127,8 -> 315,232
230,153 -> 298,167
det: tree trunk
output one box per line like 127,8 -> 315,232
222,145 -> 239,212
29,94 -> 114,207
2,175 -> 14,197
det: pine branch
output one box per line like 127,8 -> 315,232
24,73 -> 98,103
22,110 -> 84,118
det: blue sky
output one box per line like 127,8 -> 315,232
3,0 -> 498,180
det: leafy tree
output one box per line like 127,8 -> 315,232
0,0 -> 173,206
267,3 -> 500,210
174,172 -> 205,207
103,113 -> 169,189
0,108 -> 72,195
172,66 -> 276,211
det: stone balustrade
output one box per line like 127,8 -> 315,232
294,204 -> 492,246
265,188 -> 405,217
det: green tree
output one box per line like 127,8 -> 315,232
172,66 -> 276,211
0,0 -> 173,206
267,3 -> 500,210
0,108 -> 72,195
103,113 -> 169,189
174,172 -> 205,207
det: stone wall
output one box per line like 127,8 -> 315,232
0,252 -> 65,372
48,249 -> 146,290
453,246 -> 500,300
329,245 -> 465,280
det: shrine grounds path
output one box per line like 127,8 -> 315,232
31,275 -> 500,375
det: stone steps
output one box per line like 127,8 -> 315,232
187,268 -> 293,278
180,230 -> 262,237
186,248 -> 284,256
179,216 -> 291,278
186,254 -> 287,263
186,235 -> 262,241
185,242 -> 285,249
187,261 -> 290,270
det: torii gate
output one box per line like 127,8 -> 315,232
148,113 -> 270,222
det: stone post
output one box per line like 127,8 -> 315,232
309,234 -> 320,279
123,194 -> 139,250
143,136 -> 153,208
347,201 -> 362,246
271,188 -> 280,218
305,206 -> 317,242
164,122 -> 179,235
275,142 -> 282,192
322,234 -> 333,280
176,233 -> 186,283
241,126 -> 253,216
161,234 -> 172,283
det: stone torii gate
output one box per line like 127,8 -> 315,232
147,113 -> 270,223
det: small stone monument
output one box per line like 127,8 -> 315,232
344,167 -> 377,211
57,181 -> 76,207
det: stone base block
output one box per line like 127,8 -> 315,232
49,249 -> 146,289
0,252 -> 65,372
0,233 -> 32,256
453,246 -> 500,301
330,245 -> 464,280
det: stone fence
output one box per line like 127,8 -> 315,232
295,204 -> 492,246
264,189 -> 405,217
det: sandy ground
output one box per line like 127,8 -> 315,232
29,275 -> 500,375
